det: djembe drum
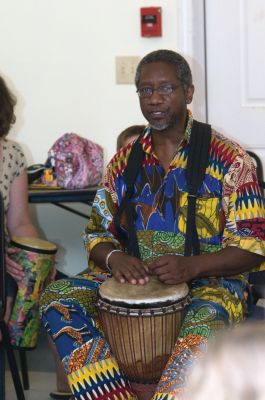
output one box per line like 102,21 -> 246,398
8,236 -> 57,349
97,276 -> 190,384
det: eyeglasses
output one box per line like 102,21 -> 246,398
136,84 -> 182,98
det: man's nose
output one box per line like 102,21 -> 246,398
148,89 -> 164,102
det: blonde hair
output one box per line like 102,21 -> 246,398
184,323 -> 265,400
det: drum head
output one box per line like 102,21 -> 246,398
98,276 -> 189,307
10,236 -> 57,254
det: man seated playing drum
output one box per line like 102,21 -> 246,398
40,49 -> 265,400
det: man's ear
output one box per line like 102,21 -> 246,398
186,85 -> 195,104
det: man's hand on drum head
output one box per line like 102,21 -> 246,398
148,255 -> 193,284
109,252 -> 149,285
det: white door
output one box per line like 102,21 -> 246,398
205,0 -> 265,173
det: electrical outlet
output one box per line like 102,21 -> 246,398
116,56 -> 140,84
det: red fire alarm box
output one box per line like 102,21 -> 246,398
140,7 -> 162,37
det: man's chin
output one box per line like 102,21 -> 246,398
150,122 -> 168,131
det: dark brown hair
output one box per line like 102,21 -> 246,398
117,124 -> 146,151
0,76 -> 17,137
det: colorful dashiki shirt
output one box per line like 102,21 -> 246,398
85,110 -> 265,274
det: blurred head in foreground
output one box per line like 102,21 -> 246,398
184,322 -> 265,400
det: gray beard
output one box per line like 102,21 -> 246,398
150,122 -> 169,131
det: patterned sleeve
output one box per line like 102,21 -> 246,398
221,150 -> 265,271
83,160 -> 123,271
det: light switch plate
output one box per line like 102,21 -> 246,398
116,56 -> 140,84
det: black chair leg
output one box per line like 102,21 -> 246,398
0,343 -> 5,400
0,320 -> 25,400
18,349 -> 29,390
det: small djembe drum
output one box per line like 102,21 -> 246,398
97,276 -> 190,384
8,236 -> 57,349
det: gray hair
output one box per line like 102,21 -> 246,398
135,49 -> 193,90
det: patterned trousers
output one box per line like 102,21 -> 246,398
40,272 -> 246,400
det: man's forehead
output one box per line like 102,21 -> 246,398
139,62 -> 177,82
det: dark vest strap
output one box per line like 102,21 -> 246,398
114,139 -> 144,257
184,120 -> 211,256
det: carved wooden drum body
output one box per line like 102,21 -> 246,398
97,276 -> 190,383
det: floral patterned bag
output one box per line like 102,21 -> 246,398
48,133 -> 103,189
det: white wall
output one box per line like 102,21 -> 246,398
2,0 -> 199,275
1,0 -> 185,165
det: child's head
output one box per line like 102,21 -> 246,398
116,125 -> 146,151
